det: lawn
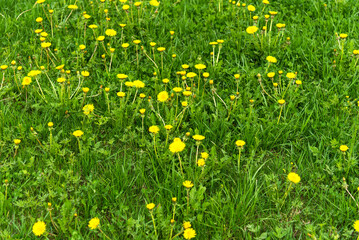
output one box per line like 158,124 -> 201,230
1,0 -> 359,239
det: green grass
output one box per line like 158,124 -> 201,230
1,0 -> 359,239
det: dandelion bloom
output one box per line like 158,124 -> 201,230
157,47 -> 166,52
182,64 -> 189,69
150,42 -> 157,47
278,99 -> 285,105
195,64 -> 206,70
36,17 -> 43,23
79,45 -> 86,50
295,80 -> 302,85
117,92 -> 126,97
139,109 -> 146,114
117,74 -> 128,79
157,91 -> 169,102
247,5 -> 255,11
193,135 -> 205,141
14,139 -> 21,145
183,222 -> 192,229
197,158 -> 205,167
88,217 -> 100,230
173,87 -> 183,93
267,72 -> 275,78
149,126 -> 160,134
165,125 -> 173,130
48,122 -> 54,127
82,87 -> 90,93
133,40 -> 141,44
68,5 -> 78,9
339,33 -> 348,39
89,24 -> 98,29
246,26 -> 258,34
32,221 -> 46,236
81,71 -> 90,77
57,77 -> 66,83
186,72 -> 197,78
146,203 -> 155,210
266,56 -> 277,63
105,29 -> 117,36
354,220 -> 359,232
55,64 -> 65,70
97,36 -> 105,41
123,5 -> 130,10
203,72 -> 209,78
287,172 -> 301,184
340,145 -> 349,152
235,140 -> 245,147
37,0 -> 45,3
182,101 -> 188,107
22,77 -> 32,86
133,80 -> 145,88
169,138 -> 186,153
183,180 -> 194,188
286,72 -> 296,79
201,152 -> 209,159
41,42 -> 51,48
83,104 -> 95,115
183,228 -> 196,239
122,43 -> 129,48
150,0 -> 160,6
73,130 -> 84,137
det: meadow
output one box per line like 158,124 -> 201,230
1,0 -> 359,239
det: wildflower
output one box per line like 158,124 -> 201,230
235,140 -> 245,147
183,228 -> 196,239
201,152 -> 209,159
149,126 -> 160,134
269,11 -> 278,15
68,5 -> 78,9
157,47 -> 166,52
22,77 -> 32,86
41,42 -> 51,48
57,78 -> 66,83
89,24 -> 98,29
197,158 -> 205,167
354,220 -> 359,232
37,0 -> 45,3
183,180 -> 194,188
122,43 -> 129,48
139,109 -> 146,114
36,17 -> 43,23
186,72 -> 197,78
117,74 -> 128,79
173,87 -> 183,93
169,138 -> 186,153
203,72 -> 209,78
182,64 -> 190,69
123,5 -> 130,10
150,42 -> 157,47
81,71 -> 90,77
105,29 -> 117,36
172,197 -> 177,203
183,222 -> 191,229
88,217 -> 100,230
246,26 -> 258,34
97,36 -> 105,41
340,145 -> 349,152
278,99 -> 285,105
28,70 -> 42,77
247,5 -> 255,11
266,56 -> 277,63
83,104 -> 95,115
79,45 -> 86,50
295,80 -> 302,85
182,101 -> 188,107
340,33 -> 348,39
14,139 -> 21,145
48,122 -> 54,127
157,91 -> 169,102
32,221 -> 46,236
195,64 -> 206,70
133,80 -> 145,88
162,78 -> 170,84
165,125 -> 173,130
133,40 -> 141,44
150,0 -> 160,6
55,64 -> 65,70
286,72 -> 296,79
73,130 -> 84,137
146,203 -> 155,210
193,135 -> 205,141
82,87 -> 90,93
117,92 -> 126,97
287,172 -> 301,184
267,72 -> 275,78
